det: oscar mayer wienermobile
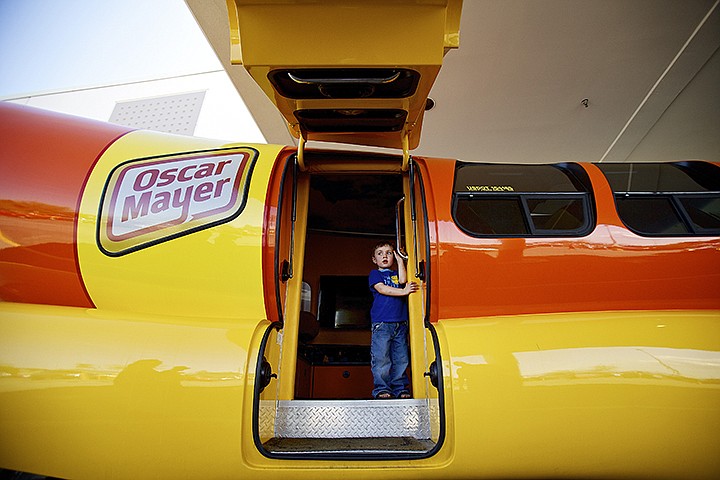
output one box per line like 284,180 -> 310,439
1,1 -> 719,478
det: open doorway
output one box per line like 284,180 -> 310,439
255,155 -> 445,458
295,173 -> 405,400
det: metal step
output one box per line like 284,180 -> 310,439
270,399 -> 433,439
263,436 -> 436,455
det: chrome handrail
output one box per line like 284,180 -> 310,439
395,197 -> 408,260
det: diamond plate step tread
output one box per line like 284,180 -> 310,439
273,399 -> 432,439
263,436 -> 436,455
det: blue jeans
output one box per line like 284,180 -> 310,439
370,321 -> 409,398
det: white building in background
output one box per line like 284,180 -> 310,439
3,70 -> 266,144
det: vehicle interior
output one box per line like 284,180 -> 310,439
295,166 -> 405,400
253,152 -> 444,458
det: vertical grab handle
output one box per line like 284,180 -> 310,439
395,197 -> 408,260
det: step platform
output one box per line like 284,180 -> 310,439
272,399 -> 432,439
261,399 -> 437,455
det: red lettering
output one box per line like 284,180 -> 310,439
195,163 -> 215,178
194,182 -> 214,202
214,160 -> 232,175
122,192 -> 151,221
178,165 -> 196,181
151,191 -> 171,213
214,177 -> 231,197
171,185 -> 193,209
157,168 -> 177,187
133,169 -> 159,191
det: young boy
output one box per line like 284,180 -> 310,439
368,241 -> 419,399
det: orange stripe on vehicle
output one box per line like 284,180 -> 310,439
0,103 -> 133,307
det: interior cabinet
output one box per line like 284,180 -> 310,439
311,365 -> 374,399
296,344 -> 374,399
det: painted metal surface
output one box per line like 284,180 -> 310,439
0,105 -> 284,477
1,104 -> 719,478
0,301 -> 256,479
0,102 -> 284,318
440,310 -> 720,479
226,0 -> 462,150
0,103 -> 132,307
76,130 -> 282,318
419,157 -> 720,319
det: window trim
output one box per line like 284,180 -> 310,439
613,191 -> 720,237
596,161 -> 720,237
452,191 -> 594,238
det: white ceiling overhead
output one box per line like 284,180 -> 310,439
187,0 -> 720,164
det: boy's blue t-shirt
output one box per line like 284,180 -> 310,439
368,268 -> 408,323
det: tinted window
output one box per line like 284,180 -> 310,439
527,197 -> 585,231
454,164 -> 584,193
452,163 -> 593,237
455,197 -> 527,235
597,161 -> 720,236
616,197 -> 688,235
598,163 -> 712,193
679,196 -> 720,231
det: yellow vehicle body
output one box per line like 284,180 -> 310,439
224,0 -> 462,151
2,1 -> 720,478
3,304 -> 719,479
1,106 -> 719,478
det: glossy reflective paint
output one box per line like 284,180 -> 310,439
77,130 -> 283,317
420,158 -> 720,319
0,103 -> 132,307
440,310 -> 720,479
260,147 -> 297,324
1,104 -> 719,479
0,103 -> 285,318
0,302 -> 255,479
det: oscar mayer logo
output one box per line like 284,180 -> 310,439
98,148 -> 257,256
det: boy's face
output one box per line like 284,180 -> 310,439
372,245 -> 395,269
